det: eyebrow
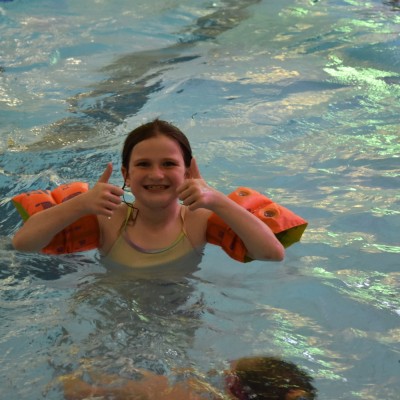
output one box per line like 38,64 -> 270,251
130,157 -> 185,165
131,157 -> 182,164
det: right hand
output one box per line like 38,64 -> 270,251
83,163 -> 124,217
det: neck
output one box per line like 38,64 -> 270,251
134,201 -> 181,227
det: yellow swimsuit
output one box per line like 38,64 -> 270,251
104,206 -> 202,269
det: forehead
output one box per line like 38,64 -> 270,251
130,134 -> 184,159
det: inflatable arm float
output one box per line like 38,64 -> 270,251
206,187 -> 308,262
12,182 -> 99,254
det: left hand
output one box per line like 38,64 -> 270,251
177,158 -> 219,211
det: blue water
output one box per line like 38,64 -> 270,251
1,0 -> 399,399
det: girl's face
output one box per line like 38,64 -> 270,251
122,134 -> 188,208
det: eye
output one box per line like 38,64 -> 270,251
163,160 -> 179,167
135,161 -> 150,168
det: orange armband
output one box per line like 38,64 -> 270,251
206,187 -> 308,262
12,182 -> 99,255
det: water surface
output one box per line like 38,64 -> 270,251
0,0 -> 399,399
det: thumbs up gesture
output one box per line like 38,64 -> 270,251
83,163 -> 124,217
98,162 -> 114,184
177,158 -> 219,211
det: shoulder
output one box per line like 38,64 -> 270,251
184,207 -> 212,246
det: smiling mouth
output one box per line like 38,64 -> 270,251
144,185 -> 169,190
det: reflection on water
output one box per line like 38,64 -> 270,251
1,0 -> 399,399
67,269 -> 204,374
306,267 -> 399,316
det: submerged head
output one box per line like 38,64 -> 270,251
226,357 -> 317,400
122,119 -> 193,172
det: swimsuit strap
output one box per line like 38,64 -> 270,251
180,206 -> 188,235
123,204 -> 134,229
120,204 -> 188,254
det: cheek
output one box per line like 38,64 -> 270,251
124,171 -> 140,189
127,166 -> 141,179
175,172 -> 187,186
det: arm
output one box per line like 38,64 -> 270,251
12,163 -> 124,253
177,160 -> 285,262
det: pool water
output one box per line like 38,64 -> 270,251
1,0 -> 399,399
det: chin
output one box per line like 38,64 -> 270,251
141,192 -> 178,206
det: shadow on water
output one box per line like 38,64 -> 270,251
383,0 -> 400,10
23,0 -> 261,150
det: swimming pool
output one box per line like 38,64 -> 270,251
1,0 -> 399,398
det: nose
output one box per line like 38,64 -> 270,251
149,165 -> 164,179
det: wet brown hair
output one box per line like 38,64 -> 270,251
122,119 -> 193,170
229,357 -> 317,400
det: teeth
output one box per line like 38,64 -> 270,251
146,185 -> 167,190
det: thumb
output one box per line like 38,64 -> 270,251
98,162 -> 113,183
188,157 -> 202,179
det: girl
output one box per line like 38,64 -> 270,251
12,119 -> 284,266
